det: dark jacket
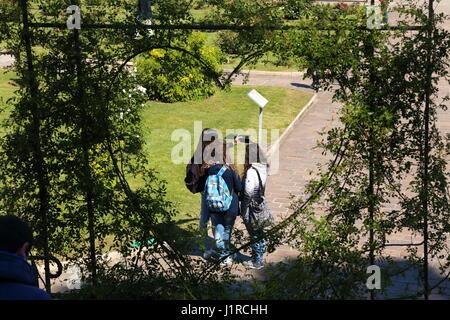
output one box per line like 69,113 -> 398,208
185,143 -> 236,194
205,164 -> 242,216
0,251 -> 51,300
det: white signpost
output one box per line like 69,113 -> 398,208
247,89 -> 268,144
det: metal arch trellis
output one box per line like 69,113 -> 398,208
16,0 -> 435,297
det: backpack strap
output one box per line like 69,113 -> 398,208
253,167 -> 265,196
217,166 -> 227,177
218,166 -> 235,195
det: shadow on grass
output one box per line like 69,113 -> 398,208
152,219 -> 253,265
154,219 -> 218,258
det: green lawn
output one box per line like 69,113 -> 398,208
191,7 -> 213,21
201,31 -> 298,72
0,68 -> 17,134
222,54 -> 299,72
0,68 -> 17,101
0,69 -> 312,225
192,6 -> 298,72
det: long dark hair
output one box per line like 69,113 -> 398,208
200,139 -> 238,175
242,143 -> 268,179
193,128 -> 217,164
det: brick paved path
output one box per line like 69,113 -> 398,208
0,54 -> 14,69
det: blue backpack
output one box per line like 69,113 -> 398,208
205,166 -> 233,212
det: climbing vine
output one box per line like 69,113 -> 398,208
276,0 -> 450,299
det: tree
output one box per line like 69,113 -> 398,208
135,32 -> 222,102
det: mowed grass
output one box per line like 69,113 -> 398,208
192,6 -> 298,72
0,68 -> 17,134
0,68 -> 17,101
0,69 -> 312,225
201,31 -> 298,72
138,86 -> 312,223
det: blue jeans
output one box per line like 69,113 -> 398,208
199,192 -> 210,233
199,193 -> 215,250
245,221 -> 266,264
210,213 -> 236,258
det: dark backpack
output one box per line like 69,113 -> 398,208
247,168 -> 274,227
184,162 -> 202,194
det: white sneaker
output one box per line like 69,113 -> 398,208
143,19 -> 155,36
219,256 -> 233,267
242,260 -> 264,270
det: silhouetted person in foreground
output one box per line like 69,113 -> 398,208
0,215 -> 51,300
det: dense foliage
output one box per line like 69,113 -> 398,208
0,0 -> 449,300
135,32 -> 222,102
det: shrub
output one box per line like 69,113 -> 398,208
135,32 -> 223,103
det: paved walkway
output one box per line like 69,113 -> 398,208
0,54 -> 14,69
